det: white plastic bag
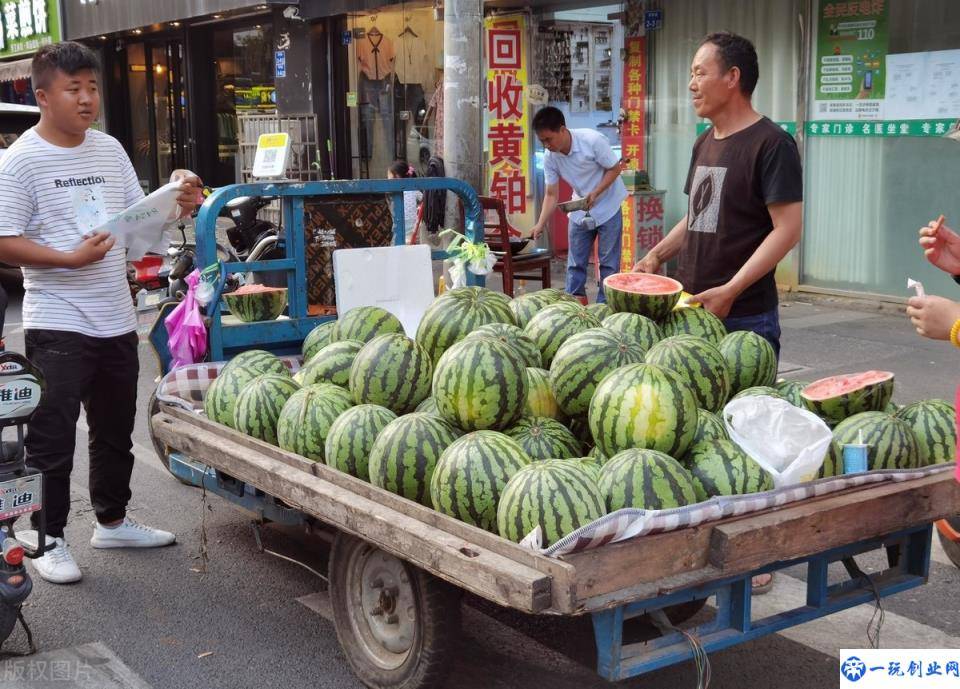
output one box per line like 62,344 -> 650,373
723,395 -> 833,488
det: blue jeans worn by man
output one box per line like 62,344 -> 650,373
566,211 -> 623,303
723,306 -> 782,360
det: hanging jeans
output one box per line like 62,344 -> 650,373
359,74 -> 394,162
566,210 -> 623,303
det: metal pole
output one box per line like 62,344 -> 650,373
443,0 -> 484,229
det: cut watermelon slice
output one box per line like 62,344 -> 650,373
224,285 -> 288,322
603,272 -> 683,320
800,371 -> 894,425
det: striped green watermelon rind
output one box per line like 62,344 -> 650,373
601,312 -> 663,351
233,374 -> 302,445
801,372 -> 895,425
416,287 -> 515,364
718,330 -> 778,394
523,302 -> 602,368
568,417 -> 594,450
205,350 -> 291,428
295,340 -> 364,388
895,399 -> 956,466
687,408 -> 729,453
644,335 -> 731,413
598,448 -> 698,511
349,334 -> 433,414
432,337 -> 528,431
603,273 -> 683,320
683,439 -> 774,501
658,308 -> 727,346
586,303 -> 612,322
731,386 -> 785,401
331,306 -> 405,344
415,396 -> 440,415
223,287 -> 287,322
571,457 -> 603,482
587,445 -> 608,465
588,363 -> 699,459
368,412 -> 461,507
465,323 -> 543,368
302,321 -> 336,362
509,291 -> 564,330
430,430 -> 532,531
524,367 -> 566,422
276,383 -> 353,461
503,416 -> 583,460
550,328 -> 647,417
828,411 -> 921,472
324,404 -> 397,480
496,458 -> 606,546
774,379 -> 807,407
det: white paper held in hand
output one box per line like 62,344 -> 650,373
907,278 -> 925,298
82,181 -> 182,261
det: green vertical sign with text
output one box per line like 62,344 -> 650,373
815,0 -> 889,101
0,0 -> 61,60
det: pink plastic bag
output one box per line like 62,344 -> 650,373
165,269 -> 208,369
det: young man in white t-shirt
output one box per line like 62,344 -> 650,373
0,42 -> 202,584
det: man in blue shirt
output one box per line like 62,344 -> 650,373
531,107 -> 628,303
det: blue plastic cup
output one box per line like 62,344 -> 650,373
842,443 -> 869,474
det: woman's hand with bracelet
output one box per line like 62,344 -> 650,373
906,295 -> 960,343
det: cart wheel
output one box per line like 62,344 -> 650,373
148,392 -> 193,486
936,518 -> 960,569
329,532 -> 461,689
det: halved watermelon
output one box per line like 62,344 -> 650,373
801,371 -> 894,425
224,285 -> 288,322
603,273 -> 683,320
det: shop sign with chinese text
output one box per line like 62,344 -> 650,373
0,0 -> 60,60
485,14 -> 529,228
620,36 -> 646,170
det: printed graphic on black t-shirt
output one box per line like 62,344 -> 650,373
687,166 -> 727,235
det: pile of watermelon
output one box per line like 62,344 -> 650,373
202,276 -> 955,549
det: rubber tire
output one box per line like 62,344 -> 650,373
329,532 -> 461,689
148,391 -> 194,486
938,527 -> 960,569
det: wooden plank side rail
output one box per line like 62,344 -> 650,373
157,405 -> 577,612
153,412 -> 554,613
566,470 -> 960,613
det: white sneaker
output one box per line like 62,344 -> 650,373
90,517 -> 176,549
30,537 -> 82,584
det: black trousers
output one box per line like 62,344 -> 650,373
24,329 -> 139,538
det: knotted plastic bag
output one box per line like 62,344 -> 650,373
723,395 -> 833,488
164,269 -> 207,369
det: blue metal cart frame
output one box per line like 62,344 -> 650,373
150,179 -> 946,686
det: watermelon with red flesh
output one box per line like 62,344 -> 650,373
223,285 -> 287,322
603,273 -> 683,321
801,371 -> 894,425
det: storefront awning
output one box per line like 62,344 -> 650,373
0,58 -> 32,84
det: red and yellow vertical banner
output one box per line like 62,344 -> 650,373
620,36 -> 646,169
485,15 -> 529,232
620,196 -> 636,271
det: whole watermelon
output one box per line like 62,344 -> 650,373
504,416 -> 582,460
572,457 -> 603,481
430,431 -> 531,531
731,386 -> 785,401
302,321 -> 336,362
644,335 -> 731,413
523,301 -> 601,368
432,337 -> 528,431
497,459 -> 605,547
349,334 -> 433,414
589,363 -> 698,459
510,289 -> 577,329
276,383 -> 353,461
718,330 -> 777,394
828,411 -> 921,471
588,445 -> 607,465
683,440 -> 774,500
895,399 -> 956,466
416,287 -> 515,364
688,408 -> 729,450
368,413 -> 461,507
233,374 -> 301,445
324,404 -> 397,480
550,328 -> 647,417
601,312 -> 662,351
586,303 -> 612,322
658,308 -> 727,346
330,305 -> 404,343
415,396 -> 440,415
295,340 -> 364,388
205,350 -> 290,428
465,323 -> 542,368
599,449 -> 698,511
774,379 -> 807,407
524,367 -> 565,422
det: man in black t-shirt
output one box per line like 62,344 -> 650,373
635,32 -> 802,357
